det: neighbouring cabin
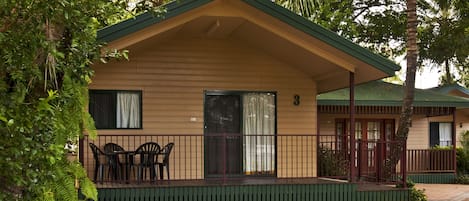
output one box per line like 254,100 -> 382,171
79,0 -> 407,200
317,81 -> 469,183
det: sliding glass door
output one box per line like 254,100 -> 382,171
204,92 -> 276,177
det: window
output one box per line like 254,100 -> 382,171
89,90 -> 142,129
242,93 -> 276,175
430,122 -> 452,147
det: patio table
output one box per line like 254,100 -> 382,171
110,150 -> 135,182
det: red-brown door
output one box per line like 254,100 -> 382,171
336,119 -> 395,180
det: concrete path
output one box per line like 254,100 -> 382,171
415,184 -> 469,201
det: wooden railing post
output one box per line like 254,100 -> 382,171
452,109 -> 457,175
349,72 -> 356,182
402,141 -> 407,188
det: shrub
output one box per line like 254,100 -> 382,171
398,180 -> 427,201
318,146 -> 348,177
457,147 -> 469,175
455,175 -> 469,184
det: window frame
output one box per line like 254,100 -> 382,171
429,122 -> 453,147
89,89 -> 143,129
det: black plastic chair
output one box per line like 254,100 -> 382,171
134,142 -> 160,182
89,143 -> 112,183
103,143 -> 127,180
157,143 -> 174,180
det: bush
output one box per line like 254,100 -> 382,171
398,180 -> 427,201
318,146 -> 348,177
410,187 -> 427,201
457,148 -> 469,175
455,175 -> 469,184
458,131 -> 469,175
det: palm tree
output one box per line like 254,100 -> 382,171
397,0 -> 418,147
274,0 -> 320,17
418,0 -> 468,85
385,0 -> 418,184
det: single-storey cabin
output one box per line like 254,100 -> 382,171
317,81 -> 469,183
80,0 -> 412,200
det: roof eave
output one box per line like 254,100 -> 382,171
97,0 -> 400,76
97,0 -> 213,43
241,0 -> 400,76
318,100 -> 469,108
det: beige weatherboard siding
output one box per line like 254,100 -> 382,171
90,38 -> 318,178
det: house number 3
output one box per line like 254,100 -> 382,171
293,94 -> 300,106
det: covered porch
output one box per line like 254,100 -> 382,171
79,132 -> 407,186
79,134 -> 409,201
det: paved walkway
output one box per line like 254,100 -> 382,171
415,184 -> 469,201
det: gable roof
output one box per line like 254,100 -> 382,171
96,0 -> 404,93
430,84 -> 469,98
97,0 -> 400,76
317,81 -> 469,108
98,0 -> 211,43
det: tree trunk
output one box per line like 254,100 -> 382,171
385,0 -> 418,182
445,59 -> 452,84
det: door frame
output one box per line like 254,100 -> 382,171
203,90 -> 278,178
335,118 -> 395,178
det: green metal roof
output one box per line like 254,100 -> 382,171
97,0 -> 400,76
317,81 -> 469,108
98,0 -> 212,42
430,84 -> 469,97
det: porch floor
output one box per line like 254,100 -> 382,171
96,177 -> 345,188
95,177 -> 400,192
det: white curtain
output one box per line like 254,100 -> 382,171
116,92 -> 140,128
439,123 -> 452,146
243,93 -> 275,174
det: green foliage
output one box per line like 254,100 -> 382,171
455,175 -> 469,184
0,0 -> 166,200
457,131 -> 469,175
410,186 -> 427,201
456,147 -> 469,175
418,0 -> 469,86
275,0 -> 406,57
275,0 -> 469,83
318,146 -> 348,177
397,180 -> 427,201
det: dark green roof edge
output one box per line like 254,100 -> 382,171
97,0 -> 400,76
317,100 -> 469,108
97,0 -> 213,42
430,84 -> 469,96
242,0 -> 400,75
318,81 -> 469,108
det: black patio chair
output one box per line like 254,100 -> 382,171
89,143 -> 113,183
134,142 -> 160,183
103,143 -> 127,180
156,142 -> 174,180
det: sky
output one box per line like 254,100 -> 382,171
414,67 -> 440,89
396,58 -> 441,89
